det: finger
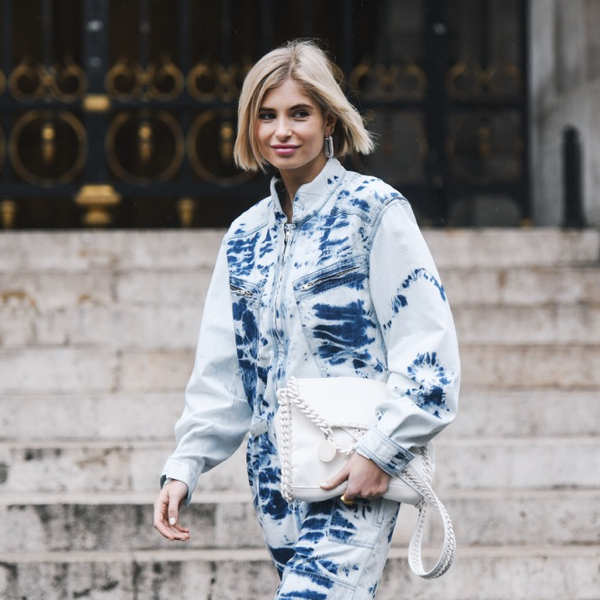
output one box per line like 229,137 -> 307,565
320,465 -> 349,490
153,495 -> 177,540
343,490 -> 358,501
166,490 -> 191,540
167,494 -> 181,528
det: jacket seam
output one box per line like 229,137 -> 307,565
366,193 -> 406,251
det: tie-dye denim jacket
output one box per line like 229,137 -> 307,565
162,158 -> 460,501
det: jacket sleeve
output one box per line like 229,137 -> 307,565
355,197 -> 460,477
160,240 -> 252,503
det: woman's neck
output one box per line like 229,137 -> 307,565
278,156 -> 328,222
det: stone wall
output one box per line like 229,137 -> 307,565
530,0 -> 600,226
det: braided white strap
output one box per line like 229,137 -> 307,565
400,460 -> 456,579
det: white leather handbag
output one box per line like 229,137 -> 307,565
275,376 -> 455,579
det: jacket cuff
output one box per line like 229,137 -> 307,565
356,427 -> 414,477
160,458 -> 203,505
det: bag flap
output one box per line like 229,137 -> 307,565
290,377 -> 389,429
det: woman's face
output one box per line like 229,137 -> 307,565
256,77 -> 334,182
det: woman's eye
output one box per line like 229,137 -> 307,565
293,111 -> 309,118
259,112 -> 275,120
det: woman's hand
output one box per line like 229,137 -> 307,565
153,479 -> 191,541
320,453 -> 391,502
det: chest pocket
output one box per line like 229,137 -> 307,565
293,256 -> 382,376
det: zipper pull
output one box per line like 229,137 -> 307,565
283,223 -> 295,246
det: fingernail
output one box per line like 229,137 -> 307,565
169,517 -> 176,525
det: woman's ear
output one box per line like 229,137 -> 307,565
325,113 -> 337,136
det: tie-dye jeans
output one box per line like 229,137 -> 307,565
248,428 -> 400,600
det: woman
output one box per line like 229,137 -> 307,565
154,40 -> 460,599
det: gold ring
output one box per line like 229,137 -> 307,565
340,495 -> 354,507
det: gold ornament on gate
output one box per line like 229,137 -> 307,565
106,110 -> 184,184
105,54 -> 184,101
176,197 -> 196,228
10,111 -> 86,185
1,200 -> 17,230
187,110 -> 253,186
9,55 -> 86,100
75,185 -> 121,227
350,58 -> 427,100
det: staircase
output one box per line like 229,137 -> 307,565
1,228 -> 599,600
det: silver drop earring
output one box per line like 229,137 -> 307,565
324,134 -> 334,158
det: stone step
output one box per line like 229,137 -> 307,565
0,493 -> 261,555
1,229 -> 598,273
0,268 -> 212,310
459,344 -> 600,389
1,438 -> 599,495
441,265 -> 600,307
0,347 -> 194,394
0,230 -> 224,273
0,546 -> 599,600
0,302 -> 203,349
3,298 -> 600,349
1,489 -> 598,554
2,389 -> 598,442
2,344 -> 600,394
448,388 -> 600,438
2,265 -> 599,316
423,228 -> 600,269
0,392 -> 183,441
453,304 -> 600,344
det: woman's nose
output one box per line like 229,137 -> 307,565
275,119 -> 291,139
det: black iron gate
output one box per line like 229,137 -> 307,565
0,0 -> 529,229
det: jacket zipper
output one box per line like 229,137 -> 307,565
229,284 -> 254,298
300,264 -> 360,291
272,222 -> 295,372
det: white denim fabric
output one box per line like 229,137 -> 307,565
161,158 -> 460,597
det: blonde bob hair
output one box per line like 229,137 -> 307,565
234,39 -> 375,172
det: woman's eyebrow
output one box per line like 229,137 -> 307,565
258,103 -> 314,112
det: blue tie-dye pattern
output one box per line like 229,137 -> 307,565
271,547 -> 296,577
349,196 -> 371,213
247,433 -> 292,525
382,268 -> 446,330
391,294 -> 408,313
406,352 -> 452,418
278,590 -> 328,600
260,228 -> 275,258
401,268 -> 447,302
227,231 -> 261,277
271,499 -> 400,597
312,300 -> 376,368
329,509 -> 359,542
231,297 -> 260,408
316,213 -> 351,254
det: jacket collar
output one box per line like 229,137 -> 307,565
270,158 -> 346,224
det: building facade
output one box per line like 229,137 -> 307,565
0,0 -> 597,230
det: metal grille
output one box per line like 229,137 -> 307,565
0,0 -> 529,229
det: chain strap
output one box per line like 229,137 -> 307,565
276,381 -> 295,503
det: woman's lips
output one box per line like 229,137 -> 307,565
271,145 -> 298,156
